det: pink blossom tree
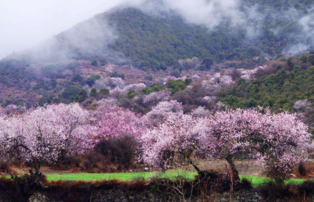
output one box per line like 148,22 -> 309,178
0,107 -> 5,117
141,100 -> 183,127
141,114 -> 206,169
252,111 -> 311,181
143,90 -> 171,105
294,99 -> 312,111
190,106 -> 210,117
198,109 -> 264,179
92,101 -> 145,168
141,108 -> 311,181
93,101 -> 144,140
0,103 -> 95,174
201,109 -> 310,181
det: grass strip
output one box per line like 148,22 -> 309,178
6,171 -> 310,187
45,170 -> 197,182
240,175 -> 309,187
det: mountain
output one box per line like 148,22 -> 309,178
0,1 -> 313,107
5,0 -> 314,70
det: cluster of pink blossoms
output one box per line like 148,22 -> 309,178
92,101 -> 145,140
0,100 -> 311,177
141,108 -> 311,174
0,103 -> 95,164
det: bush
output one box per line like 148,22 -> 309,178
110,72 -> 125,79
86,75 -> 101,87
89,88 -> 97,97
145,75 -> 153,81
0,161 -> 9,173
260,181 -> 291,200
77,89 -> 88,102
298,162 -> 307,177
99,88 -> 110,95
202,58 -> 214,70
71,74 -> 84,83
91,60 -> 98,66
62,85 -> 81,100
308,54 -> 314,65
95,135 -> 138,169
127,90 -> 137,99
170,69 -> 180,78
260,181 -> 314,201
142,84 -> 166,95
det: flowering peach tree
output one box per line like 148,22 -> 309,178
141,114 -> 205,169
93,101 -> 144,140
141,108 -> 311,180
0,103 -> 95,174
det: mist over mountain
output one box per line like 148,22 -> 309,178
0,0 -> 313,108
3,0 -> 314,69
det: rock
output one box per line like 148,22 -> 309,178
289,174 -> 296,178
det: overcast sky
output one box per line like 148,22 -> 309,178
1,0 -> 312,59
0,0 -> 245,59
0,0 -> 145,59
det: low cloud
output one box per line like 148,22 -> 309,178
1,0 -> 313,60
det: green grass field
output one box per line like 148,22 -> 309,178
38,171 -> 310,187
45,170 -> 197,182
239,175 -> 308,187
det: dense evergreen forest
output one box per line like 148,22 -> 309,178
218,64 -> 314,112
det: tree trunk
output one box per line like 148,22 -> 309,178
10,158 -> 47,202
225,155 -> 240,181
190,160 -> 219,180
229,165 -> 234,202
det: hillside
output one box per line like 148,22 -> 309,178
0,1 -> 313,107
4,0 -> 314,69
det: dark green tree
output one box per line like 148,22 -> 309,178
170,69 -> 181,78
99,88 -> 110,95
202,58 -> 214,70
309,54 -> 314,65
91,60 -> 98,66
86,75 -> 101,87
77,89 -> 88,102
62,85 -> 81,99
71,74 -> 84,83
127,90 -> 137,99
90,88 -> 97,97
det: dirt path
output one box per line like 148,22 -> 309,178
10,159 -> 314,177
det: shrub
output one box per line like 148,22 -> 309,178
95,135 -> 138,169
110,72 -> 125,79
260,181 -> 314,201
170,69 -> 180,78
89,88 -> 97,97
127,90 -> 137,99
91,60 -> 98,66
0,161 -> 9,173
260,181 -> 291,200
71,74 -> 84,83
308,54 -> 314,65
86,75 -> 101,87
99,88 -> 110,95
298,162 -> 307,177
62,85 -> 81,99
77,89 -> 88,102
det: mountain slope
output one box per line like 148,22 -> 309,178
4,0 -> 314,70
0,1 -> 313,107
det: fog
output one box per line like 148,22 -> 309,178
0,0 -> 313,60
0,0 -> 142,59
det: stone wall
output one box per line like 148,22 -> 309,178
1,188 -> 314,202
